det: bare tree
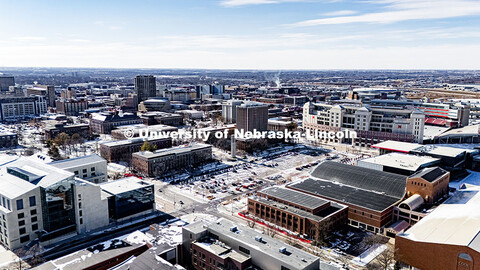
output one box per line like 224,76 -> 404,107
247,218 -> 256,229
266,227 -> 277,238
374,245 -> 396,270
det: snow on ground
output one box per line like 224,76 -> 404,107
180,213 -> 219,224
450,170 -> 480,189
350,244 -> 387,267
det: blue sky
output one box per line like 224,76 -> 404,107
1,0 -> 480,69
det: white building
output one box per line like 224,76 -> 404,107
49,154 -> 108,184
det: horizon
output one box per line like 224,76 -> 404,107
1,0 -> 480,70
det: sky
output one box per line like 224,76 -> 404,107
1,0 -> 480,70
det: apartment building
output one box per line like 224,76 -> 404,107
303,102 -> 425,146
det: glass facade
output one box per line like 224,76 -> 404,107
41,178 -> 76,240
107,185 -> 154,220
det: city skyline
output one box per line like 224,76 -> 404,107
1,0 -> 480,69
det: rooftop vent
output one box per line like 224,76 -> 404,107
254,236 -> 263,242
230,226 -> 238,232
279,247 -> 287,254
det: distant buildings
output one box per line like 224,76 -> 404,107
0,75 -> 15,92
90,112 -> 143,134
139,112 -> 183,126
132,144 -> 212,177
138,98 -> 171,112
55,98 -> 88,116
221,100 -> 243,124
0,96 -> 48,122
236,102 -> 268,132
0,129 -> 17,149
303,102 -> 425,146
135,75 -> 156,103
43,122 -> 90,140
26,85 -> 56,107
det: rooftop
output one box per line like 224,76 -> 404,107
371,140 -> 422,153
259,186 -> 329,210
100,176 -> 152,196
206,218 -> 319,269
358,153 -> 440,172
133,143 -> 211,159
49,154 -> 106,169
409,167 -> 448,182
398,184 -> 480,252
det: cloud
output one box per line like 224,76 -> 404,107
322,10 -> 357,16
290,0 -> 480,26
11,36 -> 46,41
220,0 -> 323,7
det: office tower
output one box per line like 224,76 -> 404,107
135,75 -> 156,103
236,102 -> 268,132
0,75 -> 15,92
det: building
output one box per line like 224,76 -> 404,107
49,154 -> 108,184
404,167 -> 449,204
221,100 -> 243,124
196,84 -> 224,99
100,137 -> 172,163
55,98 -> 88,116
303,102 -> 425,146
248,187 -> 348,239
0,157 -> 108,250
182,218 -> 321,270
139,112 -> 183,126
0,75 -> 14,92
90,112 -> 143,134
396,184 -> 480,270
284,95 -> 308,106
26,85 -> 56,107
111,124 -> 178,140
236,102 -> 268,132
357,153 -> 441,176
0,130 -> 18,149
348,88 -> 402,100
43,122 -> 90,141
132,144 -> 212,177
268,117 -> 297,132
287,161 -> 407,233
138,98 -> 171,112
135,75 -> 156,103
99,177 -> 155,221
0,96 -> 48,122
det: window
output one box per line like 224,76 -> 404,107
239,246 -> 250,255
74,171 -> 79,175
19,228 -> 26,235
31,217 -> 37,223
80,218 -> 83,225
18,220 -> 25,226
83,169 -> 87,173
31,209 -> 37,215
18,213 -> 24,219
281,267 -> 291,270
16,199 -> 24,210
29,196 -> 36,207
79,210 -> 82,217
20,235 -> 30,243
32,224 -> 38,231
7,200 -> 10,211
91,167 -> 95,171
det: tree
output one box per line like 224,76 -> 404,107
374,245 -> 396,270
247,219 -> 256,229
48,145 -> 61,160
140,141 -> 157,152
266,227 -> 277,238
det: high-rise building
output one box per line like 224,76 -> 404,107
135,75 -> 156,103
0,75 -> 14,92
222,100 -> 244,123
236,102 -> 268,132
26,85 -> 56,107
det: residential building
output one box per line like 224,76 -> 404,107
49,154 -> 108,184
135,75 -> 156,103
236,102 -> 268,132
221,100 -> 243,124
132,144 -> 212,177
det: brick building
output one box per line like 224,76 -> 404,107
247,187 -> 348,239
99,137 -> 172,163
132,144 -> 212,177
90,112 -> 143,134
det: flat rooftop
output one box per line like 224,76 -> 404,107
398,184 -> 480,253
101,137 -> 170,147
49,154 -> 106,169
259,186 -> 329,210
207,219 -> 319,269
134,143 -> 211,159
358,153 -> 440,172
100,176 -> 151,196
371,140 -> 422,153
